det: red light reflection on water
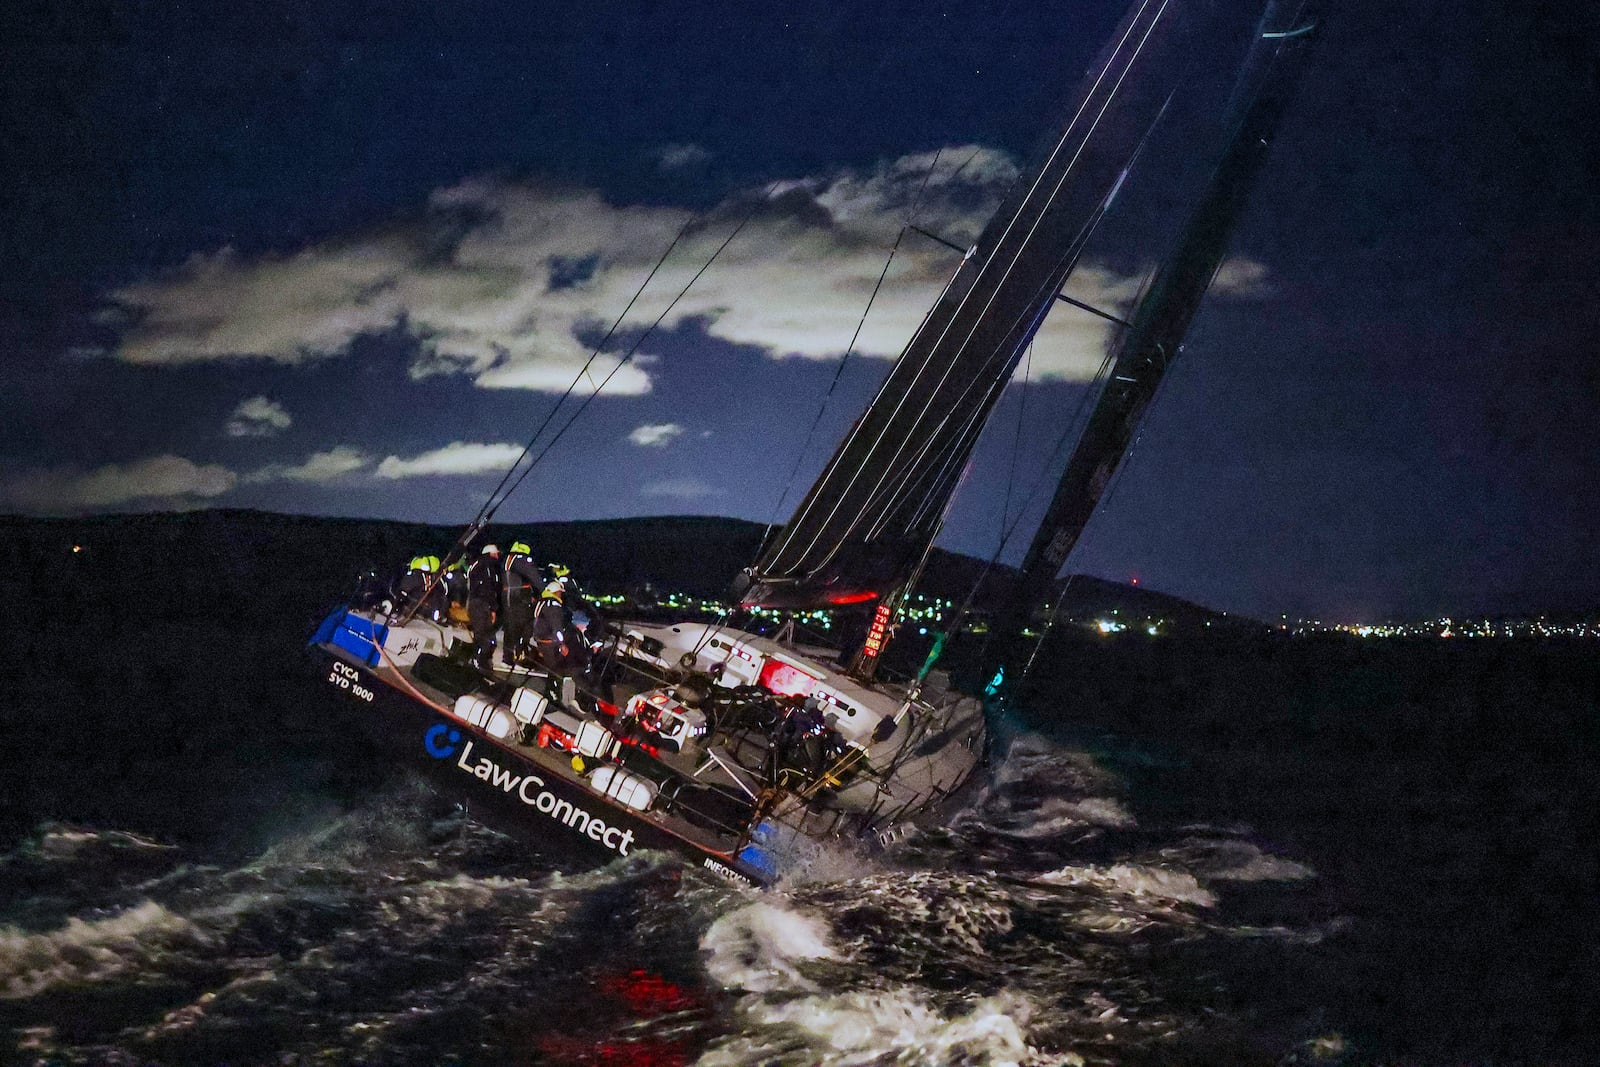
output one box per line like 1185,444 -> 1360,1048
599,968 -> 699,1016
532,970 -> 703,1066
535,1034 -> 688,1067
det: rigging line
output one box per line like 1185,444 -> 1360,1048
895,442 -> 979,617
935,336 -> 1121,642
494,188 -> 775,507
766,0 -> 1172,572
812,234 -> 1093,571
1019,572 -> 1076,685
761,225 -> 910,539
996,332 -> 1121,552
857,67 -> 1173,552
754,145 -> 948,561
960,312 -> 1152,657
813,75 -> 1180,564
399,221 -> 698,621
943,145 -> 988,186
474,216 -> 698,528
856,239 -> 1094,546
1001,340 -> 1035,537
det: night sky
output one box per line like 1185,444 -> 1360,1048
2,0 -> 1596,622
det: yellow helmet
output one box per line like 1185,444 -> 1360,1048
541,581 -> 565,601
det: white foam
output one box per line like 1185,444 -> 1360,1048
991,739 -> 1115,794
0,901 -> 207,999
1033,863 -> 1217,908
27,823 -> 176,861
774,838 -> 883,888
1003,797 -> 1136,837
1207,851 -> 1314,883
701,900 -> 837,993
699,989 -> 1048,1067
1158,839 -> 1315,883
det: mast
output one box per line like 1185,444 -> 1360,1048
996,0 -> 1318,649
734,0 -> 1205,613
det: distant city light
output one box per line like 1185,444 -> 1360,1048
1295,617 -> 1595,640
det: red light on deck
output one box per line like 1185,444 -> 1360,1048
758,659 -> 816,697
827,590 -> 878,605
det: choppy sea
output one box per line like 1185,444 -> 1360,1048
4,517 -> 1596,1065
1,726 -> 1358,1067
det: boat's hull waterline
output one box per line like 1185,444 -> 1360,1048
310,608 -> 986,887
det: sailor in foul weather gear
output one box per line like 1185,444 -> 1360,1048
531,579 -> 581,674
467,544 -> 503,670
353,567 -> 388,611
569,607 -> 613,700
502,540 -> 541,667
442,556 -> 470,622
399,555 -> 447,622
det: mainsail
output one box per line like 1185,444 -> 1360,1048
736,0 -> 1205,610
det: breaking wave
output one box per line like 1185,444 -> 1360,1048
0,731 -> 1341,1065
0,901 -> 206,1000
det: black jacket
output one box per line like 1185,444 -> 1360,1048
467,556 -> 502,605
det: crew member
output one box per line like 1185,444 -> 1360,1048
570,607 -> 606,682
443,556 -> 470,619
398,555 -> 447,622
531,579 -> 578,674
502,540 -> 541,667
543,562 -> 602,631
353,567 -> 388,611
466,544 -> 502,670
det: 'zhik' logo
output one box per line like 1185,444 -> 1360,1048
424,723 -> 462,759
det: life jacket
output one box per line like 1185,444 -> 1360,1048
504,552 -> 541,596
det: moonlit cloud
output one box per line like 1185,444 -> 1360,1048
1212,256 -> 1273,297
245,445 -> 369,484
656,143 -> 712,172
224,395 -> 292,438
628,422 -> 685,447
100,146 -> 1264,394
641,477 -> 724,500
375,441 -> 525,479
0,454 -> 237,514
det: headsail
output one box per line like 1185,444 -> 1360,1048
735,0 -> 1204,610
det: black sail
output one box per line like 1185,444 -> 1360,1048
1005,0 -> 1317,635
737,0 -> 1203,610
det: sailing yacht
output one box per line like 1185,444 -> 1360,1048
308,0 -> 1315,887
